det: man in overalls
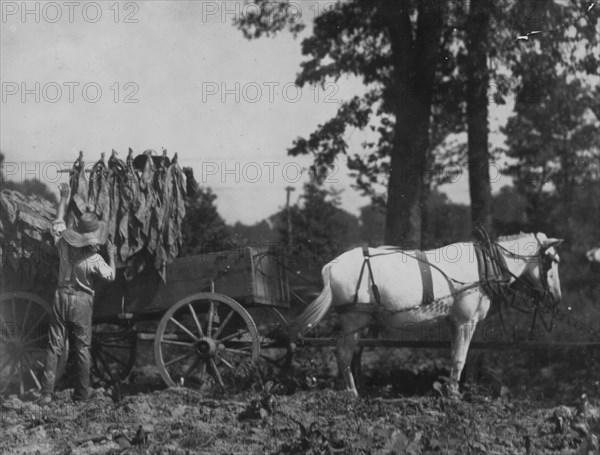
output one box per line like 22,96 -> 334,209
40,183 -> 116,403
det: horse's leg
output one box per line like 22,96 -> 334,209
448,319 -> 477,398
351,347 -> 364,389
447,291 -> 491,399
448,294 -> 486,398
336,311 -> 370,397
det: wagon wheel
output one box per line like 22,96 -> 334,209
0,292 -> 67,395
247,307 -> 293,378
91,324 -> 137,384
154,292 -> 260,393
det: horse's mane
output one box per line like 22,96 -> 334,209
497,232 -> 535,242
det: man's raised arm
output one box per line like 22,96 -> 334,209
56,183 -> 70,223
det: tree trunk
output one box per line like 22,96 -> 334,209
383,0 -> 443,249
467,0 -> 493,235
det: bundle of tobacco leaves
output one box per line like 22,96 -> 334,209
0,189 -> 59,294
66,149 -> 190,282
1,149 -> 193,290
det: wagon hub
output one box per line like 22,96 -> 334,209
195,337 -> 217,357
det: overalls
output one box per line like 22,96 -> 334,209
42,229 -> 113,400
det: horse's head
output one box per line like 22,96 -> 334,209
500,232 -> 563,306
528,233 -> 563,306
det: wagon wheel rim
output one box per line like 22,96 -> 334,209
154,292 -> 260,393
0,292 -> 67,396
91,324 -> 137,384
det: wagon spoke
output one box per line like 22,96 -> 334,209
21,300 -> 32,335
168,317 -> 199,341
23,355 -> 42,390
223,347 -> 253,357
188,304 -> 204,338
196,361 -> 206,382
209,358 -> 225,390
218,329 -> 248,343
160,339 -> 194,347
18,360 -> 25,394
28,367 -> 42,390
207,301 -> 215,337
218,356 -> 235,369
212,310 -> 234,340
165,351 -> 197,368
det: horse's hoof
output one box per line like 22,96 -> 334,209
444,384 -> 462,401
449,392 -> 462,401
447,389 -> 462,401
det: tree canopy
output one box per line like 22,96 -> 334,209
235,0 -> 599,247
180,180 -> 232,256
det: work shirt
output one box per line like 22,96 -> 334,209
52,220 -> 115,295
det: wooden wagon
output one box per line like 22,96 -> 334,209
0,246 -> 293,395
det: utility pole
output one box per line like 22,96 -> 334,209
285,186 -> 295,248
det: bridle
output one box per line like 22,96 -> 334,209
481,234 -> 561,337
491,234 -> 560,310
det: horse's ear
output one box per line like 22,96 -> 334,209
542,238 -> 564,249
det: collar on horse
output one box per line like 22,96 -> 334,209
473,236 -> 512,305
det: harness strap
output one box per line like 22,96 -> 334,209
414,250 -> 434,305
352,246 -> 381,306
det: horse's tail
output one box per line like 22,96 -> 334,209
289,264 -> 333,342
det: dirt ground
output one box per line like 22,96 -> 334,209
1,346 -> 599,455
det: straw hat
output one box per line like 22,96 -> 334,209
62,212 -> 108,247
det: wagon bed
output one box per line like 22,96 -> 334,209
93,246 -> 289,322
1,246 -> 292,395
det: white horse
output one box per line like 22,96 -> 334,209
290,233 -> 563,397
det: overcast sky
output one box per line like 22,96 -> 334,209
1,1 -> 511,224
